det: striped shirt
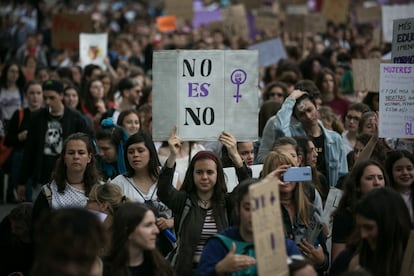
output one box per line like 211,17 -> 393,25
194,209 -> 217,261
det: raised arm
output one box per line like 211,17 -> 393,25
274,90 -> 307,136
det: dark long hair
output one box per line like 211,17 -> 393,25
52,133 -> 101,195
355,188 -> 411,276
104,203 -> 173,276
123,132 -> 160,180
334,160 -> 388,216
181,151 -> 227,220
0,60 -> 26,90
385,150 -> 414,221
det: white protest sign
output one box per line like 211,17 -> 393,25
224,164 -> 263,192
79,33 -> 108,70
152,50 -> 259,142
250,178 -> 288,276
248,38 -> 287,67
321,188 -> 343,230
379,64 -> 414,139
382,4 -> 414,43
392,17 -> 414,63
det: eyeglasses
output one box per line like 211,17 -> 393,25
346,115 -> 360,121
269,92 -> 284,98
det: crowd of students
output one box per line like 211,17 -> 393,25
0,1 -> 414,276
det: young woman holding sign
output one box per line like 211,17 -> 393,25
157,127 -> 250,275
197,177 -> 301,276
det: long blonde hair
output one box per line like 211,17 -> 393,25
89,183 -> 129,215
262,150 -> 311,226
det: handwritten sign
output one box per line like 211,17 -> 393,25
248,38 -> 287,67
284,13 -> 326,34
400,231 -> 414,276
79,33 -> 108,70
254,10 -> 279,37
379,64 -> 414,138
392,17 -> 414,63
52,13 -> 93,49
382,4 -> 414,43
352,59 -> 381,92
152,50 -> 259,141
249,179 -> 288,276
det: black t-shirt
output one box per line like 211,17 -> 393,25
129,260 -> 153,276
312,133 -> 327,183
332,208 -> 354,243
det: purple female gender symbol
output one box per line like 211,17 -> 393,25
230,69 -> 247,103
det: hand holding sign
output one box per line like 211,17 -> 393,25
219,131 -> 243,167
166,127 -> 183,168
215,242 -> 256,274
298,240 -> 325,266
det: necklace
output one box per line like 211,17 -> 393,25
199,199 -> 210,208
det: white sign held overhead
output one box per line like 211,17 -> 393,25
392,17 -> 414,64
79,33 -> 108,70
152,50 -> 259,142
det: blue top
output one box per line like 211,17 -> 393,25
197,226 -> 301,276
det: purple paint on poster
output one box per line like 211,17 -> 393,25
230,69 -> 247,103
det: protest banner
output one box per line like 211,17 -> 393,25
248,38 -> 287,67
249,178 -> 288,276
79,33 -> 108,70
52,13 -> 93,49
156,15 -> 177,33
165,0 -> 193,21
379,64 -> 414,139
400,231 -> 414,276
322,0 -> 349,24
352,59 -> 381,92
392,17 -> 414,64
193,9 -> 222,28
152,50 -> 259,142
382,4 -> 414,43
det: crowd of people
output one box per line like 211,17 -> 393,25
0,0 -> 414,276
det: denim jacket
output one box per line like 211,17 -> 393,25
273,97 -> 348,187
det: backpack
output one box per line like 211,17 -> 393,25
214,234 -> 257,276
0,108 -> 24,169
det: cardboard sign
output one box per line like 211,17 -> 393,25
248,38 -> 287,67
152,50 -> 259,141
254,10 -> 279,36
52,13 -> 93,49
322,0 -> 349,24
221,4 -> 249,40
286,5 -> 308,15
250,178 -> 289,276
165,0 -> 193,21
382,4 -> 414,43
79,33 -> 108,70
391,17 -> 414,64
379,64 -> 414,139
352,59 -> 381,92
284,13 -> 326,34
355,6 -> 381,23
400,231 -> 414,276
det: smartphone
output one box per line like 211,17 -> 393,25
283,166 -> 312,182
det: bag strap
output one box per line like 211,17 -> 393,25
177,197 -> 191,235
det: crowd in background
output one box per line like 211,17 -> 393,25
0,0 -> 413,276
